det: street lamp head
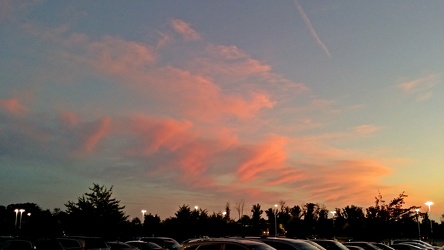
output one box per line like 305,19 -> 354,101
425,201 -> 433,207
194,205 -> 198,210
425,201 -> 433,211
415,209 -> 420,213
14,209 -> 19,213
19,209 -> 25,213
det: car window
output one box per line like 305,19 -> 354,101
223,243 -> 246,250
261,241 -> 293,250
197,243 -> 221,250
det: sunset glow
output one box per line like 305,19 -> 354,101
0,1 -> 443,220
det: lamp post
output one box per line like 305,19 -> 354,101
18,209 -> 25,229
274,204 -> 278,237
425,201 -> 433,244
330,211 -> 337,239
14,209 -> 19,228
141,210 -> 146,221
415,209 -> 421,240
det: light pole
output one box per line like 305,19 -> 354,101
425,201 -> 433,244
330,211 -> 337,239
415,209 -> 421,240
141,210 -> 146,221
18,209 -> 25,229
274,204 -> 278,237
14,209 -> 19,228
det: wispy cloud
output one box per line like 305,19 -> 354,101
398,74 -> 439,102
294,0 -> 331,58
0,98 -> 28,115
171,19 -> 201,41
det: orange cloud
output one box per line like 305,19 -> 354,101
171,19 -> 201,41
398,74 -> 439,102
88,36 -> 156,75
236,136 -> 288,182
79,117 -> 112,155
123,115 -> 194,156
59,110 -> 80,127
136,66 -> 276,120
301,159 -> 392,204
0,98 -> 28,115
353,124 -> 383,135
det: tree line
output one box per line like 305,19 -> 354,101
1,183 -> 443,243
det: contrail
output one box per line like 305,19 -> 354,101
294,0 -> 331,58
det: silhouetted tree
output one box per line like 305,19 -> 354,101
143,213 -> 161,237
224,202 -> 231,220
234,199 -> 245,220
64,183 -> 128,239
251,204 -> 263,224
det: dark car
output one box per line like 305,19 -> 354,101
373,243 -> 395,250
391,241 -> 435,250
343,242 -> 381,250
0,237 -> 15,246
302,241 -> 326,250
59,237 -> 110,250
391,243 -> 424,250
56,238 -> 83,250
1,239 -> 34,250
309,240 -> 349,250
179,238 -> 276,250
255,237 -> 322,250
139,238 -> 180,250
126,241 -> 165,250
107,242 -> 135,250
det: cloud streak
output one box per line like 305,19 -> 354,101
294,0 -> 331,58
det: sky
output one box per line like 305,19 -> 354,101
0,1 -> 443,221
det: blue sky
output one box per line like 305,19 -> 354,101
0,0 -> 443,220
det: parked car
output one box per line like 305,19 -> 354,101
179,238 -> 276,250
343,242 -> 381,250
1,239 -> 34,250
56,238 -> 83,250
373,243 -> 395,250
392,241 -> 436,250
139,237 -> 180,250
391,243 -> 424,250
309,240 -> 349,250
59,236 -> 110,250
107,242 -> 135,250
35,238 -> 68,250
302,240 -> 326,250
0,237 -> 15,246
345,246 -> 365,250
126,241 -> 165,250
255,237 -> 322,250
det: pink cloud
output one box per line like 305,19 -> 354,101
301,159 -> 392,204
236,136 -> 288,181
398,74 -> 439,101
78,117 -> 112,155
0,98 -> 28,115
123,115 -> 194,156
140,66 -> 276,120
353,124 -> 383,135
59,110 -> 80,127
171,19 -> 201,41
88,36 -> 156,75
